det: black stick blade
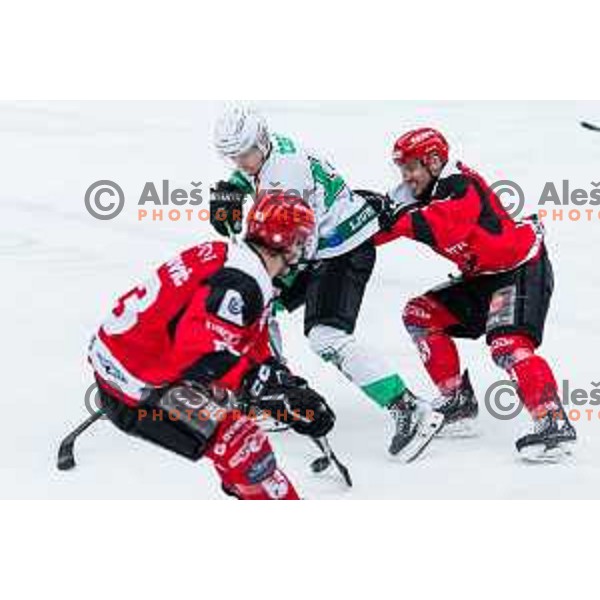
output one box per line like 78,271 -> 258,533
56,410 -> 104,471
57,438 -> 77,471
581,121 -> 600,132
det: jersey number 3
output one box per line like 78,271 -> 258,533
103,272 -> 162,335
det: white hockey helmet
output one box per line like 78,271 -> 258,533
214,106 -> 270,159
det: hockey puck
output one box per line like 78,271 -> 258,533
310,456 -> 331,474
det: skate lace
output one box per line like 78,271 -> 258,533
390,403 -> 413,435
532,404 -> 564,434
432,394 -> 453,411
532,416 -> 548,434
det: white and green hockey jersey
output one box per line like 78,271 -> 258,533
228,133 -> 380,260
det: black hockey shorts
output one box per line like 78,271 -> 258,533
425,247 -> 554,348
98,382 -> 221,461
304,239 -> 377,335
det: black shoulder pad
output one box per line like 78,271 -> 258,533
434,174 -> 470,201
410,211 -> 437,247
206,267 -> 265,327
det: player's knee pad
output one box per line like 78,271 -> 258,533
208,413 -> 278,488
403,296 -> 455,339
307,324 -> 354,365
489,334 -> 559,410
489,333 -> 535,371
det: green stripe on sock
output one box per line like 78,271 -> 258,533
362,375 -> 407,408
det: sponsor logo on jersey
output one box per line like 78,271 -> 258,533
206,318 -> 242,349
262,471 -> 290,499
229,431 -> 267,468
165,256 -> 193,287
96,351 -> 127,384
348,203 -> 376,233
221,417 -> 251,445
245,452 -> 277,484
490,336 -> 514,351
217,289 -> 245,326
445,241 -> 470,256
212,443 -> 227,457
417,339 -> 432,365
404,304 -> 431,321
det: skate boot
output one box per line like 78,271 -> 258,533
434,370 -> 479,436
388,389 -> 444,462
516,401 -> 577,461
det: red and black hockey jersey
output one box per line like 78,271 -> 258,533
374,163 -> 544,276
88,241 -> 274,405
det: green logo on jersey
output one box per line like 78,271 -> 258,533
228,171 -> 255,196
273,134 -> 297,155
309,157 -> 346,210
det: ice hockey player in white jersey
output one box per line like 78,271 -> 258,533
210,106 -> 443,461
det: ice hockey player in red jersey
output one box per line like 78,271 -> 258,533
363,128 -> 576,459
88,193 -> 335,499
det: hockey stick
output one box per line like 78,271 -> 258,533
57,410 -> 104,471
581,121 -> 600,132
310,436 -> 353,487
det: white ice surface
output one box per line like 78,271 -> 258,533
2,100 -> 600,499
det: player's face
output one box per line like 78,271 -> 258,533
232,147 -> 265,176
400,159 -> 434,198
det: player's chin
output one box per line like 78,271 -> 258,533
281,261 -> 296,276
411,183 -> 425,197
240,164 -> 261,177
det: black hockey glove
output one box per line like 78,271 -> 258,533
241,358 -> 335,438
354,189 -> 405,232
243,358 -> 307,399
281,386 -> 336,438
210,181 -> 246,237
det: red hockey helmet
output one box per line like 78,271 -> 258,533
246,192 -> 316,252
392,128 -> 449,167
